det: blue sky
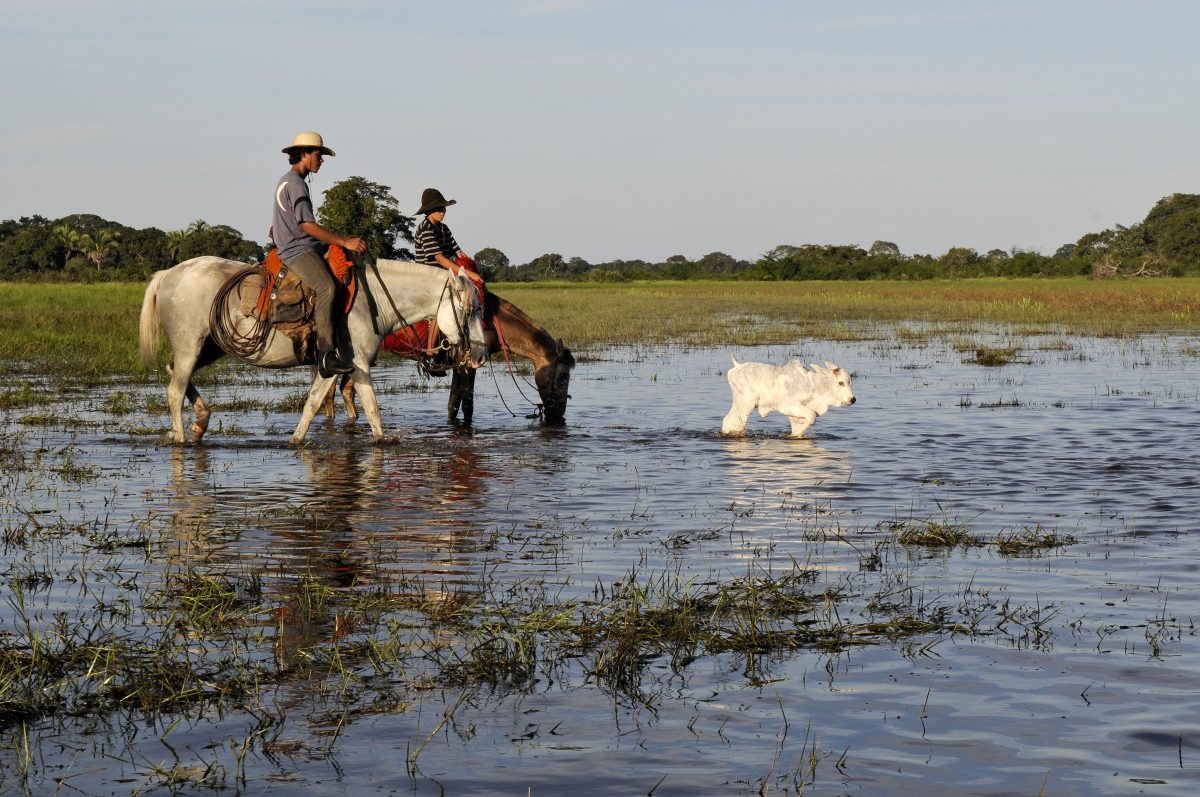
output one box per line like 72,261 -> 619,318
3,0 -> 1197,264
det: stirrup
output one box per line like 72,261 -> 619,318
318,350 -> 354,378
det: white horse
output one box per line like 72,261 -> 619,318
139,256 -> 488,444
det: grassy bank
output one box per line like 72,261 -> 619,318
496,277 -> 1200,346
0,283 -> 147,376
2,277 -> 1199,374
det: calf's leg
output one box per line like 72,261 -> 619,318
721,393 -> 756,436
785,408 -> 818,438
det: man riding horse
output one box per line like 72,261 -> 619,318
272,131 -> 368,378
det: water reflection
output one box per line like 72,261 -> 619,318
720,435 -> 854,496
162,441 -> 506,670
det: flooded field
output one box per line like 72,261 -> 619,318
3,327 -> 1200,796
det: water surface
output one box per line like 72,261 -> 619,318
3,330 -> 1199,795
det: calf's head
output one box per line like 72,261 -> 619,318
813,361 -> 856,406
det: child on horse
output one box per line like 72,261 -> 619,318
413,188 -> 485,368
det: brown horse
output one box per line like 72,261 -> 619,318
325,291 -> 574,425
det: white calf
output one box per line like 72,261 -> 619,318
721,358 -> 856,438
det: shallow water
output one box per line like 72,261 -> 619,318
4,330 -> 1200,795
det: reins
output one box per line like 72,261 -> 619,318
362,257 -> 410,337
365,259 -> 472,360
484,312 -> 547,420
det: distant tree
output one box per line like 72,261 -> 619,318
79,229 -> 121,270
473,247 -> 510,280
53,224 -> 85,260
1073,229 -> 1113,260
166,229 -> 188,262
0,224 -> 59,277
868,240 -> 901,258
763,244 -> 803,261
1052,243 -> 1075,260
1142,193 -> 1200,270
317,176 -> 414,259
939,247 -> 979,274
565,256 -> 592,276
696,251 -> 742,275
186,219 -> 211,236
526,253 -> 566,278
117,227 -> 171,275
661,254 -> 696,280
986,248 -> 1010,260
178,224 -> 262,262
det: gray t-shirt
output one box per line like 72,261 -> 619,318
272,170 -> 319,262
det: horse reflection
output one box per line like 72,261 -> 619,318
163,442 -> 497,673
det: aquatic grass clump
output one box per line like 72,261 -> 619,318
18,411 -> 93,429
994,526 -> 1079,556
159,571 -> 263,633
896,519 -> 981,548
0,382 -> 48,411
968,346 -> 1022,366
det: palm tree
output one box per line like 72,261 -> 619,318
186,219 -> 210,236
53,223 -> 83,259
166,229 -> 188,261
80,230 -> 121,270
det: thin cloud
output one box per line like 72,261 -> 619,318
512,0 -> 603,15
793,1 -> 1116,34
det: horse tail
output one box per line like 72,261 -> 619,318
139,270 -> 167,366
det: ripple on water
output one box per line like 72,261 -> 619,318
5,333 -> 1200,795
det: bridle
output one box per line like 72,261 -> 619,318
361,258 -> 483,369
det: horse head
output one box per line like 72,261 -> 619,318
535,338 -> 575,424
439,271 -> 489,368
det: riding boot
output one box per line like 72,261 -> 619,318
318,348 -> 354,378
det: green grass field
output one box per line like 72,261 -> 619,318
2,277 -> 1199,375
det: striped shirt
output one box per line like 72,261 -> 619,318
414,218 -> 461,266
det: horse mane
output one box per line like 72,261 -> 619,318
492,293 -> 575,369
374,258 -> 449,280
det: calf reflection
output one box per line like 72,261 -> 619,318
722,435 -> 854,491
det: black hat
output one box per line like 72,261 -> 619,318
417,188 -> 456,215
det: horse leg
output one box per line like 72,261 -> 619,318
352,372 -> 385,441
341,373 -> 358,422
188,383 -> 211,442
448,369 -> 463,423
165,362 -> 189,443
165,358 -> 208,444
319,369 -> 358,423
448,367 -> 476,425
292,374 -> 338,443
186,338 -> 224,442
321,367 -> 336,419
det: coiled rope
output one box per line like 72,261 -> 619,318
209,266 -> 274,360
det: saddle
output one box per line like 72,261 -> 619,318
235,246 -> 358,353
380,255 -> 489,377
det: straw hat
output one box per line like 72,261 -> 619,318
282,131 -> 335,157
417,188 -> 456,215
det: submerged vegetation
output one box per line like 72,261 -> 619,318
0,501 -> 1076,744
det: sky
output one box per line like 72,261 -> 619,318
3,0 -> 1198,265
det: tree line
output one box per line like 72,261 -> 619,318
4,179 -> 1199,282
